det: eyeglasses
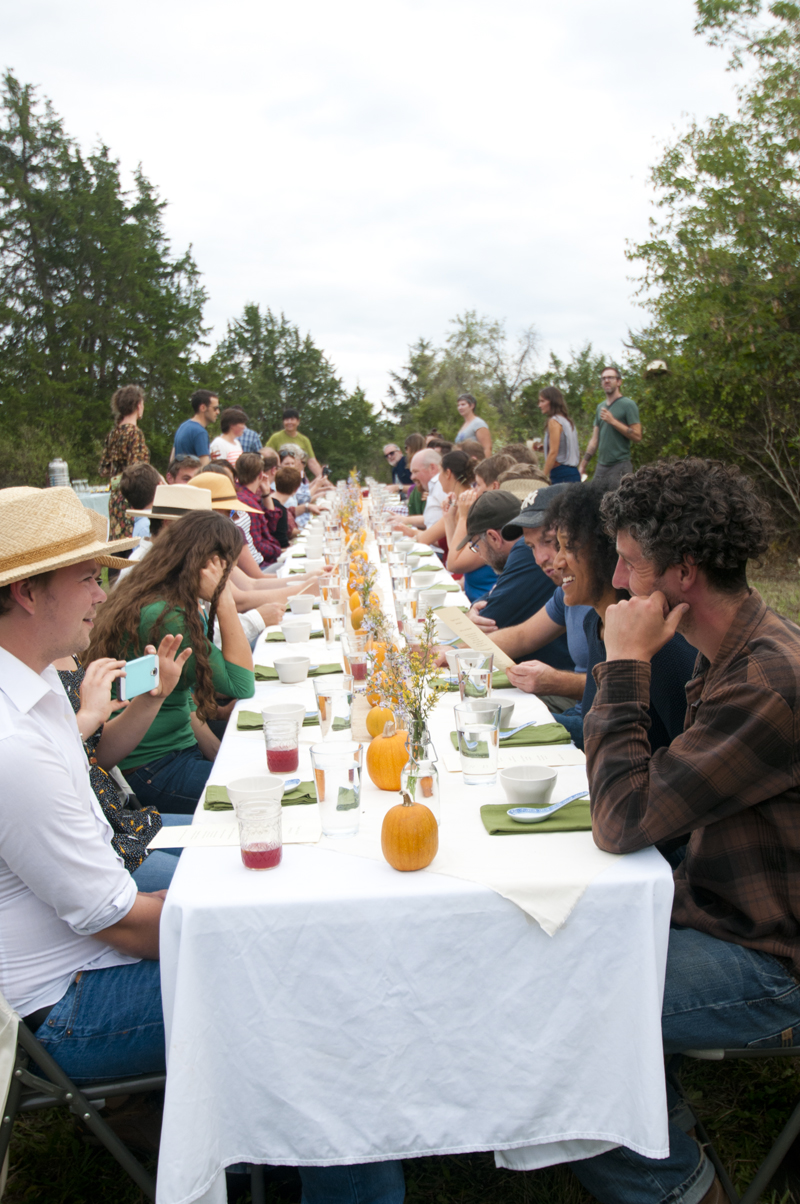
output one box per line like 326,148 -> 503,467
467,535 -> 484,554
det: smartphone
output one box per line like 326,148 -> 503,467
118,653 -> 160,701
322,465 -> 331,478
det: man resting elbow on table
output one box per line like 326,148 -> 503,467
0,487 -> 405,1204
563,459 -> 800,1204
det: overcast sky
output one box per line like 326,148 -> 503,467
5,0 -> 737,409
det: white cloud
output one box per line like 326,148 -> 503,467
5,0 -> 737,409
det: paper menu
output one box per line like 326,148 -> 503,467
433,607 -> 516,671
440,743 -> 586,773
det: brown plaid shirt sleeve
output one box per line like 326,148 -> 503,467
584,590 -> 800,971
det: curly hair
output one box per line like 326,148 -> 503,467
111,384 -> 145,421
87,510 -> 242,721
600,458 -> 771,594
545,482 -> 622,606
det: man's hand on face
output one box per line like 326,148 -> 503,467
604,591 -> 689,663
467,600 -> 497,633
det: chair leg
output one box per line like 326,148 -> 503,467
15,1025 -> 157,1201
738,1093 -> 800,1204
667,1062 -> 740,1204
250,1163 -> 267,1204
0,1049 -> 25,1167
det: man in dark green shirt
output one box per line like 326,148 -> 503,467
578,366 -> 642,490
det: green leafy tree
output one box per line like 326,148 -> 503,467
628,0 -> 800,526
0,72 -> 206,474
204,303 -> 391,480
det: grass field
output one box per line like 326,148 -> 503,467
7,569 -> 800,1203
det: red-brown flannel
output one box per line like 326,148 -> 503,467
236,486 -> 281,565
585,590 -> 800,973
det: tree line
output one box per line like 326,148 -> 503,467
2,0 -> 799,532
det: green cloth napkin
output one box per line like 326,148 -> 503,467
237,709 -> 319,729
203,781 -> 317,810
449,721 -> 571,750
437,670 -> 514,692
411,566 -> 440,573
480,798 -> 591,834
434,605 -> 469,615
426,582 -> 460,592
254,663 -> 341,683
266,630 -> 324,641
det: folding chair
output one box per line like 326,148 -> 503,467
669,1046 -> 800,1204
0,989 -> 164,1201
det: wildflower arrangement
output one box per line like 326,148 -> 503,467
378,609 -> 448,745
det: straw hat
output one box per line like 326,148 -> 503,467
127,483 -> 213,520
0,487 -> 138,587
188,472 -> 261,514
498,476 -> 550,502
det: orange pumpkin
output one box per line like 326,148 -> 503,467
366,704 -> 394,739
348,592 -> 361,612
381,790 -> 438,871
366,721 -> 409,791
367,640 -> 387,666
351,605 -> 365,630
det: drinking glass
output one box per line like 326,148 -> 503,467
390,565 -> 411,592
313,675 -> 354,739
261,703 -> 304,774
394,588 -> 413,631
453,702 -> 501,786
320,604 -> 345,646
310,741 -> 364,837
455,650 -> 494,701
341,633 -> 368,682
227,776 -> 285,869
320,578 -> 341,605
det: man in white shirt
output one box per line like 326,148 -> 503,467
0,486 -> 405,1204
395,449 -> 443,530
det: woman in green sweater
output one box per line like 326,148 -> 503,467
88,510 -> 255,813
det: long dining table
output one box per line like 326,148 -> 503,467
155,525 -> 674,1204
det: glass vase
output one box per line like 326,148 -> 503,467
400,726 -> 440,825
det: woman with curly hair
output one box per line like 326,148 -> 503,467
509,482 -> 697,751
99,384 -> 151,540
87,510 -> 255,813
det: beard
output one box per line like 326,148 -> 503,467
481,543 -> 509,573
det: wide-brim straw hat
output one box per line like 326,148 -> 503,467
127,483 -> 213,519
498,476 -> 550,502
0,487 -> 138,587
188,472 -> 261,514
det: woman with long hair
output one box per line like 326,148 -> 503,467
440,451 -> 502,601
99,384 -> 151,540
88,510 -> 255,813
538,386 -> 581,483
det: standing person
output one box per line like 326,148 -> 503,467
99,384 -> 150,540
171,390 -> 220,466
87,510 -> 256,814
265,409 -> 322,478
538,387 -> 581,483
578,366 -> 641,489
454,394 -> 492,456
209,408 -> 248,466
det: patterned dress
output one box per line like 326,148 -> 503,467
99,423 -> 150,539
57,660 -> 162,873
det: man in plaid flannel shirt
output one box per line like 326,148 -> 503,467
569,459 -> 800,1204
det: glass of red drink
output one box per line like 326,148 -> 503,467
261,703 -> 304,775
227,776 -> 285,870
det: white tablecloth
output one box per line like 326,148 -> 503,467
156,536 -> 674,1204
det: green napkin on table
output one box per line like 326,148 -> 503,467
449,721 -> 571,750
480,798 -> 591,834
237,709 -> 319,729
266,630 -> 324,641
437,669 -> 514,692
203,781 -> 317,810
427,582 -> 460,592
254,663 -> 341,683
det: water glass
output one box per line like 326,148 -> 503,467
261,703 -> 304,774
390,566 -> 411,592
320,579 -> 341,605
320,604 -> 345,646
455,650 -> 494,701
453,702 -> 501,786
394,589 -> 413,631
313,674 -> 354,739
227,776 -> 285,869
310,741 -> 364,837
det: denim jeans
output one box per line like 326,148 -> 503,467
125,744 -> 211,814
572,926 -> 800,1204
549,464 -> 581,484
33,961 -> 405,1204
130,814 -> 185,892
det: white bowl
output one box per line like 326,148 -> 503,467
280,620 -> 312,643
271,656 -> 311,684
444,649 -> 460,675
412,569 -> 440,589
418,589 -> 443,613
288,594 -> 315,615
406,554 -> 421,570
468,697 -> 515,729
262,701 -> 307,724
499,766 -> 557,809
303,558 -> 324,573
396,538 -> 416,553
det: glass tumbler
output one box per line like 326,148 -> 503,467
227,775 -> 285,869
310,741 -> 364,837
313,674 -> 354,739
261,703 -> 304,774
453,701 -> 501,786
455,650 -> 494,702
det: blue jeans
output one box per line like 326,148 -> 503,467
125,744 -> 211,814
549,464 -> 581,484
572,926 -> 800,1204
131,814 -> 185,892
33,961 -> 405,1203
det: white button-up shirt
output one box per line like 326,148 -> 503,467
0,647 -> 138,1015
423,473 -> 447,528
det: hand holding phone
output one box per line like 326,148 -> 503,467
118,654 -> 160,701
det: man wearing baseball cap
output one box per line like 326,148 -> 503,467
0,485 -> 405,1203
457,490 -> 574,674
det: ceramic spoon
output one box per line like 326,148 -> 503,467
507,791 -> 590,823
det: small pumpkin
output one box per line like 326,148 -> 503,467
351,605 -> 365,630
367,639 -> 387,667
348,591 -> 361,612
381,790 -> 438,871
366,720 -> 409,791
366,704 -> 394,739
